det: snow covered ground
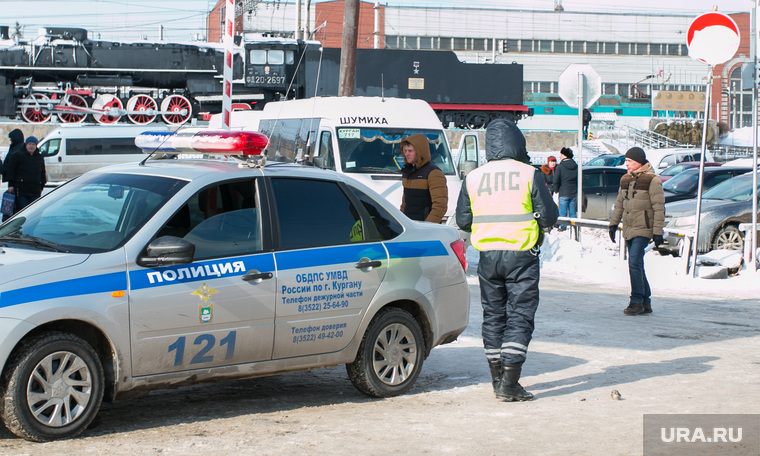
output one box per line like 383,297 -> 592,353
466,227 -> 760,301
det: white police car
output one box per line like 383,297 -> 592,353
0,130 -> 469,442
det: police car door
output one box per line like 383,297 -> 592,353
129,178 -> 276,376
268,177 -> 387,358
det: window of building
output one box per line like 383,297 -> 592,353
454,37 -> 467,49
668,44 -> 680,55
473,38 -> 486,51
440,37 -> 453,50
520,39 -> 533,52
420,36 -> 434,49
505,39 -> 519,52
602,42 -> 615,54
571,41 -> 584,53
636,43 -> 647,55
385,36 -> 398,49
586,42 -> 599,54
554,40 -> 567,53
539,40 -> 552,52
618,43 -> 630,54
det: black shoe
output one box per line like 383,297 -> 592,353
642,302 -> 652,314
498,382 -> 534,402
497,363 -> 534,401
624,303 -> 645,315
557,226 -> 567,232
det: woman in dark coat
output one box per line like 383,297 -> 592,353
540,155 -> 557,195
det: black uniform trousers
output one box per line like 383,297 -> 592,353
478,248 -> 540,365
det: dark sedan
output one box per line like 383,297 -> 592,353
586,154 -> 625,167
581,166 -> 627,220
661,166 -> 752,204
663,171 -> 760,255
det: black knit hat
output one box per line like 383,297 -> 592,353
625,147 -> 647,165
560,147 -> 573,159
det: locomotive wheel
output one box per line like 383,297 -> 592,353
161,94 -> 192,125
127,94 -> 158,124
20,93 -> 52,123
92,94 -> 123,124
56,94 -> 89,123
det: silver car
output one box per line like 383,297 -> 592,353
0,130 -> 469,442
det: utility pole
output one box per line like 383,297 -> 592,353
339,0 -> 360,96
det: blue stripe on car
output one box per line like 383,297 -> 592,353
0,240 -> 447,307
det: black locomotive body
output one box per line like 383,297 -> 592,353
0,26 -> 527,127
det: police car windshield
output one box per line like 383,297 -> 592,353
0,173 -> 187,253
337,128 -> 455,175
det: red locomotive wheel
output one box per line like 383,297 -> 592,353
57,94 -> 89,123
127,94 -> 158,124
20,93 -> 52,123
92,94 -> 123,124
161,94 -> 192,125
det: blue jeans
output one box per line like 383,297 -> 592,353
558,196 -> 577,228
626,236 -> 651,305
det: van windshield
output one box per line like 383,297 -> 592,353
336,128 -> 455,175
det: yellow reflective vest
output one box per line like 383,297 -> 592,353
466,159 -> 539,251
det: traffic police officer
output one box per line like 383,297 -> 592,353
456,119 -> 558,401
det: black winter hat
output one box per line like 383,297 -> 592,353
625,147 -> 647,165
560,147 -> 573,159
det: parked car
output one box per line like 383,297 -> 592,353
658,161 -> 721,183
646,148 -> 712,173
0,129 -> 470,442
661,166 -> 752,203
585,154 -> 625,167
662,171 -> 760,255
581,166 -> 627,220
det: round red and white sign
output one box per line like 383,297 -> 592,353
687,12 -> 740,66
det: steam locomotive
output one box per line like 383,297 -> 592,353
0,26 -> 528,128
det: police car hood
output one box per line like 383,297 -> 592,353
0,247 -> 88,285
485,119 -> 531,163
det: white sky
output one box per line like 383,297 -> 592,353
2,0 -> 756,42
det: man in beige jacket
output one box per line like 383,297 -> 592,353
608,147 -> 665,315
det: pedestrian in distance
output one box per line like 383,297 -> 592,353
582,108 -> 592,140
3,135 -> 47,215
552,147 -> 578,231
608,147 -> 665,316
456,119 -> 558,402
540,155 -> 557,195
399,133 -> 448,223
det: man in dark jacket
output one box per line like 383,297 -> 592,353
456,119 -> 558,402
4,135 -> 46,214
400,134 -> 448,223
552,147 -> 578,231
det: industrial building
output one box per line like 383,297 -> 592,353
208,0 -> 755,130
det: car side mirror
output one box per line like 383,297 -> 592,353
137,236 -> 196,268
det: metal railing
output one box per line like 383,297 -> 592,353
556,216 -> 694,275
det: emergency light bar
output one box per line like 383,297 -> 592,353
135,130 -> 268,156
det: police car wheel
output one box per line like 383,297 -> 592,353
346,308 -> 424,398
1,332 -> 104,442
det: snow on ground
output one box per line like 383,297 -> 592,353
466,226 -> 760,301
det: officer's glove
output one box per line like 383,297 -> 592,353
608,225 -> 617,243
653,234 -> 664,247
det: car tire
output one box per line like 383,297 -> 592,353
346,308 -> 424,398
1,332 -> 104,442
712,225 -> 743,251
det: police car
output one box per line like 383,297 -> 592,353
0,129 -> 470,442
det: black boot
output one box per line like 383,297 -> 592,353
488,360 -> 502,395
497,363 -> 534,401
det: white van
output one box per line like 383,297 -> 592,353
38,124 -> 172,182
249,96 -> 461,223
